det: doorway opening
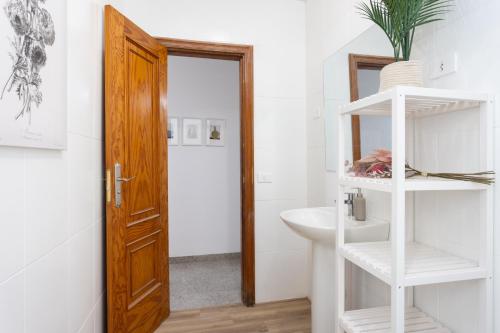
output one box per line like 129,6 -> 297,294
157,38 -> 255,309
166,55 -> 241,310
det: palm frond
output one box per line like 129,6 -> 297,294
357,0 -> 401,59
414,0 -> 453,27
357,0 -> 453,60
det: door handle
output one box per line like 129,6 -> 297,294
114,163 -> 135,208
116,176 -> 136,182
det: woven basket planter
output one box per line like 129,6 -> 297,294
379,60 -> 424,92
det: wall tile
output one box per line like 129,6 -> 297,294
255,249 -> 309,303
410,3 -> 500,330
437,281 -> 481,332
253,43 -> 306,99
25,150 -> 68,264
93,221 -> 105,303
254,98 -> 307,202
1,1 -> 106,332
255,199 -> 308,253
254,97 -> 307,149
350,265 -> 390,309
92,139 -> 104,223
413,284 -> 439,318
93,295 -> 105,333
69,227 -> 94,333
307,146 -> 326,207
0,272 -> 24,333
68,134 -> 94,236
0,148 -> 25,282
25,243 -> 69,333
67,0 -> 99,138
78,313 -> 94,333
92,5 -> 104,142
116,0 -> 306,47
254,147 -> 307,202
78,312 -> 94,333
306,92 -> 325,148
324,171 -> 338,207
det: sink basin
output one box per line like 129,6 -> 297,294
279,206 -> 390,333
279,206 -> 389,244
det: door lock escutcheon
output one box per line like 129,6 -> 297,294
114,163 -> 135,208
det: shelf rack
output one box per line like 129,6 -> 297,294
339,176 -> 489,192
339,241 -> 485,287
335,86 -> 494,333
340,306 -> 451,333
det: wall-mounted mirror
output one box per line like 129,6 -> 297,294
348,55 -> 394,161
324,26 -> 394,171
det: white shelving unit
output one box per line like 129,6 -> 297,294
335,86 -> 494,333
341,306 -> 451,333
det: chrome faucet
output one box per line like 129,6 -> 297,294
344,192 -> 355,217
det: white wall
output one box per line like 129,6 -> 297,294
111,0 -> 309,303
305,0 -> 373,208
167,56 -> 241,257
409,1 -> 500,331
0,1 -> 109,332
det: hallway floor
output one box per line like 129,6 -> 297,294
156,298 -> 311,333
169,253 -> 241,311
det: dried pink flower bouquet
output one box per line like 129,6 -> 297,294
350,149 -> 392,178
348,149 -> 495,185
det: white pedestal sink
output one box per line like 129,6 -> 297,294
279,207 -> 389,333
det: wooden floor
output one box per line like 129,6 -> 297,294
155,298 -> 311,333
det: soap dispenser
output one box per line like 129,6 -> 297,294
353,188 -> 366,221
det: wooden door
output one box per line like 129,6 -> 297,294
105,6 -> 169,333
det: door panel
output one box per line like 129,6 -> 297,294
126,42 -> 158,218
128,233 -> 160,300
105,6 -> 169,333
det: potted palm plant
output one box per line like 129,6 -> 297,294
358,0 -> 453,91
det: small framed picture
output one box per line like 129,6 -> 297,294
168,117 -> 179,145
182,118 -> 203,145
206,119 -> 225,146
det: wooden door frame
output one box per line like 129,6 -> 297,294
156,37 -> 255,306
349,54 -> 395,161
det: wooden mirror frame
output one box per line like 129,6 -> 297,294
349,54 -> 395,161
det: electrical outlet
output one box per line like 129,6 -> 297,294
430,52 -> 458,80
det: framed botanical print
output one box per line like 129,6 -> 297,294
168,117 -> 179,146
206,119 -> 225,147
182,118 -> 203,146
0,0 -> 67,149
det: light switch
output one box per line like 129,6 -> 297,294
313,106 -> 322,119
257,172 -> 273,183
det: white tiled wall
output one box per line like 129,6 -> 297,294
411,1 -> 500,331
305,0 -> 373,208
110,0 -> 309,304
0,1 -> 108,332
